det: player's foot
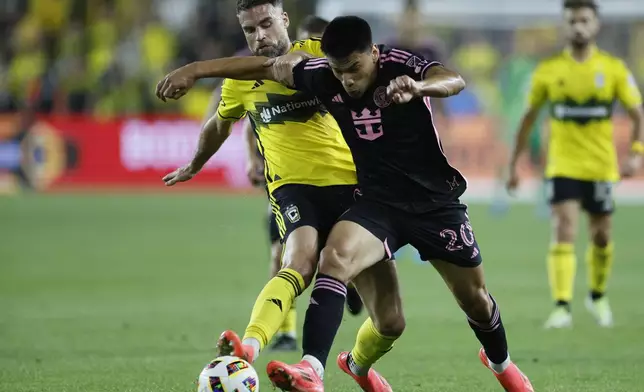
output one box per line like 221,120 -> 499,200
337,352 -> 392,392
478,348 -> 534,392
585,296 -> 613,327
266,359 -> 324,392
346,286 -> 364,315
544,306 -> 572,329
216,330 -> 255,363
269,334 -> 298,351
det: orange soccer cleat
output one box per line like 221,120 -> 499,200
266,359 -> 324,392
216,330 -> 255,363
479,348 -> 534,392
336,352 -> 392,392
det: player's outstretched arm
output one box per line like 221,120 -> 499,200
155,52 -> 311,102
416,65 -> 466,98
386,65 -> 465,104
162,115 -> 234,186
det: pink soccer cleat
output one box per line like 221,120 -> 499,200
266,359 -> 324,392
216,330 -> 255,363
336,352 -> 392,392
479,348 -> 534,392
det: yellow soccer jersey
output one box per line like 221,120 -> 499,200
216,38 -> 357,194
528,47 -> 642,181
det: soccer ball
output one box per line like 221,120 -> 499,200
197,356 -> 259,392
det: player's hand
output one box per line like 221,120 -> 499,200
621,154 -> 642,178
506,167 -> 520,194
386,75 -> 421,104
156,64 -> 197,102
163,164 -> 199,186
246,158 -> 265,187
263,51 -> 313,87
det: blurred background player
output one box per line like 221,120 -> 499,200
507,0 -> 644,329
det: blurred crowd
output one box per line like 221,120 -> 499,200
1,0 -> 643,119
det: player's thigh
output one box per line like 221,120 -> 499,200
406,203 -> 482,268
547,177 -> 583,242
271,185 -> 323,283
319,202 -> 399,283
352,259 -> 405,337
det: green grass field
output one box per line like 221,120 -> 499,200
1,194 -> 643,392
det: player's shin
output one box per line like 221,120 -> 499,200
347,318 -> 400,376
586,242 -> 614,299
243,268 -> 305,360
547,243 -> 577,308
467,294 -> 511,373
301,271 -> 348,379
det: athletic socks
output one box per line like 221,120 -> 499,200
587,242 -> 614,300
547,242 -> 576,306
347,318 -> 398,376
302,274 -> 347,373
467,294 -> 510,372
278,305 -> 297,338
243,268 -> 304,354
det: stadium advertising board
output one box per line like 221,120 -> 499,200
0,114 -> 642,201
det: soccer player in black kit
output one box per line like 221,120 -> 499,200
157,16 -> 533,392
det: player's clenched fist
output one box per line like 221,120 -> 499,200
163,165 -> 198,186
263,51 -> 312,87
386,75 -> 421,104
156,64 -> 197,102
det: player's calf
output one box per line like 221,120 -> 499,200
433,261 -> 511,373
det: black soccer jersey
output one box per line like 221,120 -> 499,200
291,45 -> 467,213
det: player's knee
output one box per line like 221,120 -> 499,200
318,244 -> 354,284
281,250 -> 317,286
373,314 -> 406,338
553,212 -> 575,242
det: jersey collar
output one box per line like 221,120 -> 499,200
563,44 -> 598,63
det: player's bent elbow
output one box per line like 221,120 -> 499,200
452,75 -> 466,95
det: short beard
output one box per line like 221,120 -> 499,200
570,37 -> 590,51
255,40 -> 289,58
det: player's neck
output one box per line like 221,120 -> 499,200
567,43 -> 595,63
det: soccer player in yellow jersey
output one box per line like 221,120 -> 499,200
161,0 -> 363,378
195,14 -> 356,354
507,0 -> 644,329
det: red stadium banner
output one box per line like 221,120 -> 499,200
0,113 -> 642,199
0,114 -> 252,192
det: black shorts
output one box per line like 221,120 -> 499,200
267,204 -> 281,244
270,184 -> 359,245
547,177 -> 615,215
340,201 -> 482,267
